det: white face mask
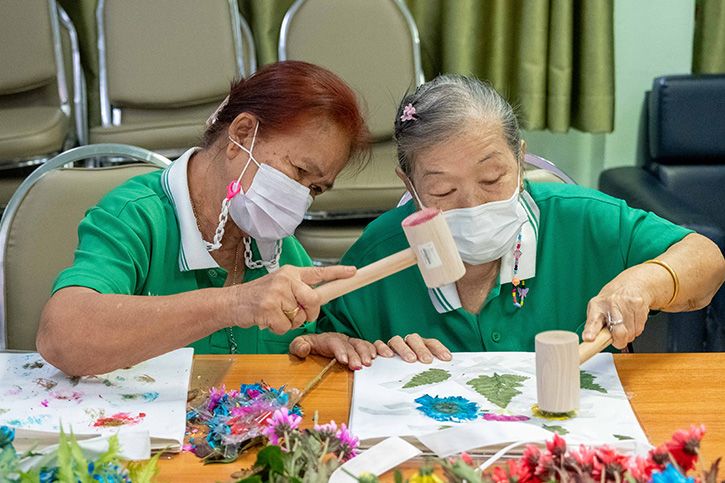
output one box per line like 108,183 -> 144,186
227,123 -> 313,242
410,176 -> 527,265
206,122 -> 313,252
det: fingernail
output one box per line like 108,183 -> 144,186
422,355 -> 432,363
344,266 -> 356,272
354,365 -> 362,371
340,354 -> 348,364
405,354 -> 415,362
443,352 -> 452,361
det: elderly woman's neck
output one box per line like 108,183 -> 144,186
456,259 -> 501,315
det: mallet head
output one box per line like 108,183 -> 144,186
401,208 -> 465,288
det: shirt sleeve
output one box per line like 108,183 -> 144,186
52,200 -> 154,296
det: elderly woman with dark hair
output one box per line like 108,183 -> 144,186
291,74 -> 725,366
38,61 -> 372,376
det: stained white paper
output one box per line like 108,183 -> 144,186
349,352 -> 648,454
0,348 -> 193,451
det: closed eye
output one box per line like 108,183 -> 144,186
431,189 -> 455,197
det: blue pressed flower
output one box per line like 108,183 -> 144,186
0,426 -> 15,447
651,464 -> 695,483
414,395 -> 480,423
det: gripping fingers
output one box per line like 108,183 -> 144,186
299,265 -> 356,286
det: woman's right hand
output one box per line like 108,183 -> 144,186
229,265 -> 356,335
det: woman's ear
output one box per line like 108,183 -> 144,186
396,166 -> 422,210
226,112 -> 258,160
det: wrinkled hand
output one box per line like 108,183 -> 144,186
231,265 -> 356,335
378,333 -> 452,364
583,283 -> 650,349
289,333 -> 377,371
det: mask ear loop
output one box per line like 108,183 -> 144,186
205,122 -> 260,252
407,178 -> 426,210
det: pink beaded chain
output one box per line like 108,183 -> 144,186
511,232 -> 528,308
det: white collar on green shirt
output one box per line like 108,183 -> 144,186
161,147 -> 220,272
428,190 -> 540,314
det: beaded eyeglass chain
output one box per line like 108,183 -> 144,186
511,232 -> 529,308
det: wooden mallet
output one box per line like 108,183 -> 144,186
313,207 -> 466,305
535,328 -> 614,414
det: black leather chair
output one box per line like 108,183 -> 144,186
599,74 -> 725,352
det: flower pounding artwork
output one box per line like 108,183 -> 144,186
349,352 -> 647,450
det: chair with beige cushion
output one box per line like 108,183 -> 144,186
0,144 -> 170,350
279,0 -> 424,263
90,0 -> 254,158
0,0 -> 85,216
297,153 -> 576,265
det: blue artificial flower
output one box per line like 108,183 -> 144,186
0,426 -> 14,448
414,395 -> 480,423
651,464 -> 695,483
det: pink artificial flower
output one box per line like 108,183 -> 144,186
400,103 -> 417,122
649,445 -> 671,470
593,444 -> 631,482
182,444 -> 194,452
314,420 -> 338,438
664,424 -> 706,472
522,444 -> 541,471
570,444 -> 597,473
461,451 -> 473,466
534,450 -> 555,481
336,423 -> 360,461
207,385 -> 226,412
627,454 -> 658,483
263,407 -> 302,446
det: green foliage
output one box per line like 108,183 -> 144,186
580,371 -> 606,393
402,369 -> 451,389
126,449 -> 162,483
466,373 -> 528,409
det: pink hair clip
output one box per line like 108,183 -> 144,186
400,103 -> 417,122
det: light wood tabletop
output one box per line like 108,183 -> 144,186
156,353 -> 725,482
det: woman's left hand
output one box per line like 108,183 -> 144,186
582,282 -> 651,349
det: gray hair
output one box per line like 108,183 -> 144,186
393,75 -> 522,177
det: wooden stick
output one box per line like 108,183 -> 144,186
289,358 -> 337,407
579,327 -> 613,365
314,249 -> 417,306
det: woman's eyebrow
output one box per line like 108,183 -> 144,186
477,152 -> 499,164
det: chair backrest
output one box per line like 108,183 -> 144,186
0,0 -> 75,163
0,144 -> 171,350
643,74 -> 725,229
95,0 -> 247,154
280,0 -> 424,141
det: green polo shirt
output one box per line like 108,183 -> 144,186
52,148 -> 314,355
318,182 -> 693,351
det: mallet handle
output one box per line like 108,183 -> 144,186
314,248 -> 418,306
578,328 -> 613,365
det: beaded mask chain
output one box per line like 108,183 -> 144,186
511,232 -> 528,308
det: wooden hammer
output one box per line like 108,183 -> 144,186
313,208 -> 466,305
535,328 -> 614,414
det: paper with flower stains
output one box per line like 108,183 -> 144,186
0,348 -> 193,451
349,352 -> 648,453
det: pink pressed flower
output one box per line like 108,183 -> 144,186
482,413 -> 530,422
400,103 -> 417,122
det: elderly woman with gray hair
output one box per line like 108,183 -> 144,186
290,74 -> 725,368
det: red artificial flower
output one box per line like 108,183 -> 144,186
626,454 -> 658,483
493,465 -> 509,483
664,424 -> 706,472
523,444 -> 541,471
535,450 -> 556,481
593,444 -> 631,482
570,444 -> 597,473
649,445 -> 671,470
494,459 -> 537,483
546,433 -> 568,462
461,451 -> 473,466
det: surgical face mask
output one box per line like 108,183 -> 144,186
207,122 -> 313,251
409,176 -> 527,265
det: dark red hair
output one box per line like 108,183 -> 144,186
204,61 -> 370,164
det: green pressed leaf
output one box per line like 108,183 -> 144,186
580,371 -> 607,393
466,373 -> 528,408
402,369 -> 451,389
542,424 -> 569,435
614,434 -> 634,441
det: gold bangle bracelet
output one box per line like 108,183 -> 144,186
643,259 -> 680,309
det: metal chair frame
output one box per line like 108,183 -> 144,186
0,144 -> 171,349
96,0 -> 249,130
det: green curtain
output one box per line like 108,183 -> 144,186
240,0 -> 614,133
60,0 -> 615,134
693,0 -> 725,73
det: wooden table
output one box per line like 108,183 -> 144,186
156,353 -> 725,482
